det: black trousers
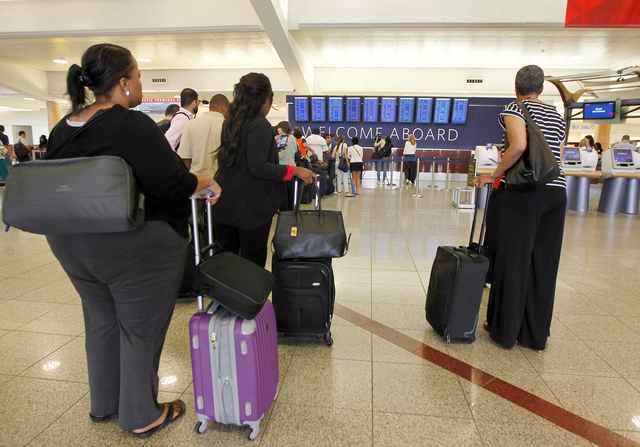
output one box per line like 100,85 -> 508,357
486,186 -> 567,350
405,160 -> 417,183
214,221 -> 272,268
47,221 -> 187,431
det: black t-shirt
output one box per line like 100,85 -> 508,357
0,132 -> 9,147
47,105 -> 197,237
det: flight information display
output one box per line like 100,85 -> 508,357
434,98 -> 451,124
311,97 -> 326,122
584,101 -> 616,120
363,97 -> 378,122
294,97 -> 309,122
328,97 -> 343,122
415,98 -> 433,124
380,97 -> 397,123
398,97 -> 415,123
346,97 -> 361,122
451,98 -> 469,124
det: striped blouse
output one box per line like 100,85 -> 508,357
499,100 -> 566,189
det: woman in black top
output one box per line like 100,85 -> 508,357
215,73 -> 314,267
46,43 -> 219,438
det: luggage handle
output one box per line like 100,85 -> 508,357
293,175 -> 321,212
468,184 -> 491,250
190,193 -> 216,313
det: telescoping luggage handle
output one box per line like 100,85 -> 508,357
293,176 -> 322,211
468,184 -> 491,251
190,192 -> 216,313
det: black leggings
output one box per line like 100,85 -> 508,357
214,221 -> 272,267
486,186 -> 567,350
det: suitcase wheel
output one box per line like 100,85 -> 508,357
248,421 -> 261,441
324,332 -> 334,346
194,420 -> 209,434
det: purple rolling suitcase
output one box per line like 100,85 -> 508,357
188,197 -> 279,440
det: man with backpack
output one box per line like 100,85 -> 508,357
157,104 -> 179,134
165,88 -> 199,151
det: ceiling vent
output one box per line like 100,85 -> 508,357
151,77 -> 167,84
466,78 -> 484,84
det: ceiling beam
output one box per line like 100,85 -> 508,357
0,61 -> 48,101
249,0 -> 311,93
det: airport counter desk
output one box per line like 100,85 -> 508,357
598,171 -> 640,215
565,170 -> 602,214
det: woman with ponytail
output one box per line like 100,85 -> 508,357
45,43 -> 220,438
214,72 -> 314,267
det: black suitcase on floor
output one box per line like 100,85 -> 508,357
271,255 -> 335,345
425,186 -> 490,343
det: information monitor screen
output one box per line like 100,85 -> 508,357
363,97 -> 378,122
398,97 -> 415,123
563,147 -> 581,162
346,97 -> 361,122
328,97 -> 343,122
434,98 -> 451,124
584,101 -> 616,120
294,97 -> 309,122
613,149 -> 633,164
415,98 -> 433,124
311,97 -> 326,122
380,97 -> 397,123
451,98 -> 469,124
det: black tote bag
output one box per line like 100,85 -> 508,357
504,101 -> 560,188
273,179 -> 349,260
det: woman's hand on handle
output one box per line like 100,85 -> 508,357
194,174 -> 222,204
294,167 -> 316,185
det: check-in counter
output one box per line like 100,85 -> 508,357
599,149 -> 640,215
564,170 -> 601,214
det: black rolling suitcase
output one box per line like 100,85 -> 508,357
271,256 -> 335,345
425,186 -> 490,343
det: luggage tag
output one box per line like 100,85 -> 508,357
290,226 -> 298,237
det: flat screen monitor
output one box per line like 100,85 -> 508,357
415,98 -> 433,123
328,97 -> 343,122
294,97 -> 309,122
311,97 -> 326,122
346,97 -> 361,122
563,147 -> 581,162
363,97 -> 378,123
584,101 -> 616,120
434,98 -> 451,124
398,97 -> 415,123
380,97 -> 397,123
613,148 -> 633,164
451,98 -> 469,125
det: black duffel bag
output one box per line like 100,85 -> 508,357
273,179 -> 349,260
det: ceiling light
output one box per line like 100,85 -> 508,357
23,97 -> 35,101
138,57 -> 152,63
52,58 -> 68,65
159,375 -> 177,386
42,360 -> 61,371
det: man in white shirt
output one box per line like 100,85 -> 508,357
165,88 -> 199,151
305,128 -> 328,162
177,94 -> 229,176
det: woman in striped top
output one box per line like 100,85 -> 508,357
476,65 -> 567,351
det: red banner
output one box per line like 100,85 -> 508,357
566,0 -> 640,27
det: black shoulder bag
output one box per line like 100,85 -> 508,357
504,101 -> 560,188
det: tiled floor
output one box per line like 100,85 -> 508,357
2,181 -> 640,446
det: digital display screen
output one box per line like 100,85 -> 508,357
434,98 -> 451,124
328,97 -> 343,122
346,97 -> 361,122
563,147 -> 581,162
294,97 -> 309,122
584,101 -> 616,120
311,97 -> 326,122
415,98 -> 433,124
398,97 -> 415,123
613,149 -> 633,164
363,97 -> 378,122
380,97 -> 397,123
451,98 -> 469,125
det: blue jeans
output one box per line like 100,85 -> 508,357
374,159 -> 388,182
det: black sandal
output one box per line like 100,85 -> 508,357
131,400 -> 186,439
89,413 -> 118,423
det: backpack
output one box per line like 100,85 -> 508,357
381,138 -> 393,158
13,141 -> 30,162
159,111 -> 190,134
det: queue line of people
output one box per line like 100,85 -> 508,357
30,42 -> 570,440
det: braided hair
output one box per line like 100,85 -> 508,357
218,73 -> 273,168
